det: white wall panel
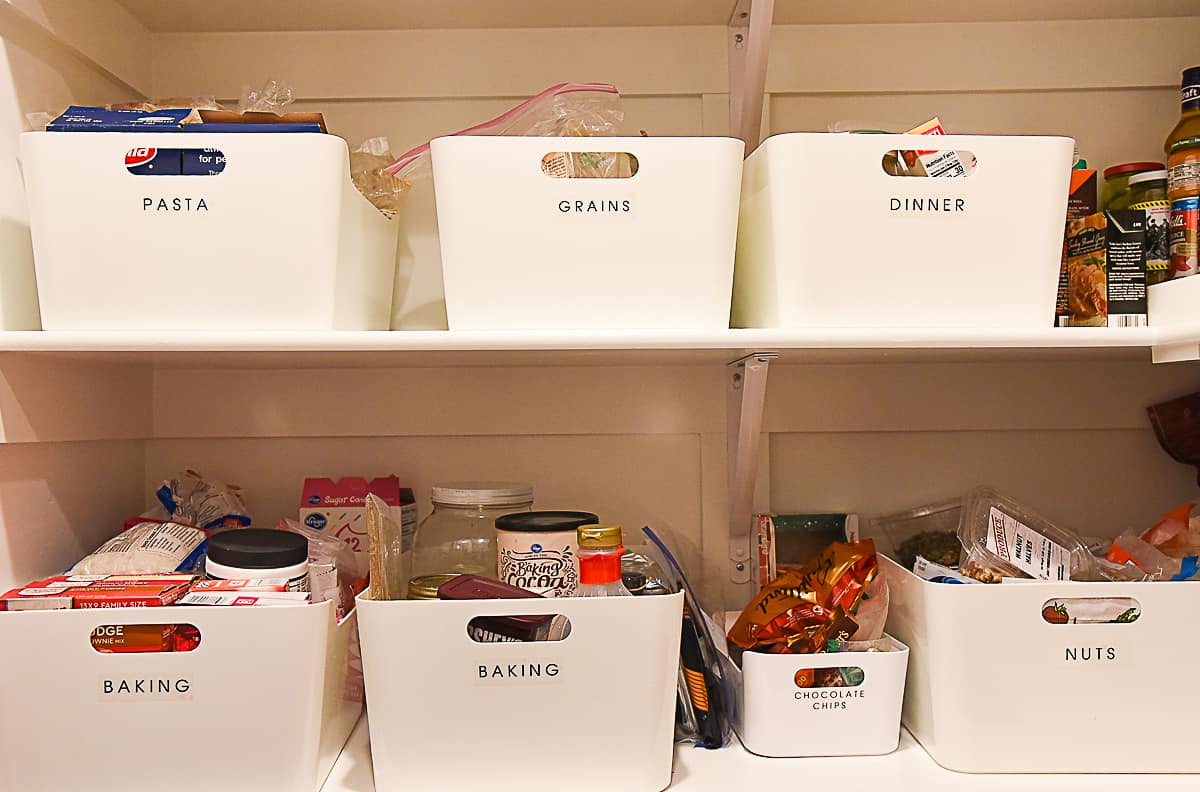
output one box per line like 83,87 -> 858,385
0,355 -> 152,443
0,439 -> 144,590
769,428 -> 1196,541
152,365 -> 725,439
764,361 -> 1200,433
150,27 -> 729,100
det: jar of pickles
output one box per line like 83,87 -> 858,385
1102,161 -> 1164,210
408,481 -> 534,593
1128,170 -> 1171,285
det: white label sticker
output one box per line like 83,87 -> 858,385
984,507 -> 1071,580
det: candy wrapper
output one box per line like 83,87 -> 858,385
728,539 -> 879,656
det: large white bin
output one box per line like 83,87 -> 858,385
732,133 -> 1074,328
882,555 -> 1199,772
20,131 -> 398,330
0,601 -> 361,792
431,136 -> 743,330
358,591 -> 683,792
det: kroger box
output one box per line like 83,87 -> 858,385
300,476 -> 416,556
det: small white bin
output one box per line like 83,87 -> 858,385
358,591 -> 683,792
732,635 -> 909,757
19,131 -> 398,330
0,601 -> 362,792
430,136 -> 743,330
732,132 -> 1074,328
882,555 -> 1200,772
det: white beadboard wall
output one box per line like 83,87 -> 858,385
0,8 -> 1198,607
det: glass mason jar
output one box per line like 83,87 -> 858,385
408,481 -> 534,592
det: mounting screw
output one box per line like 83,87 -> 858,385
733,33 -> 745,48
735,562 -> 745,572
732,371 -> 743,390
739,11 -> 749,18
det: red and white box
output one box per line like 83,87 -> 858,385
300,476 -> 416,555
0,574 -> 195,611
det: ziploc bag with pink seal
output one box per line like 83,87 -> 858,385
383,82 -> 627,185
956,486 -> 1096,582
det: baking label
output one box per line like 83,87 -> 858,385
984,507 -> 1071,580
99,676 -> 194,702
474,659 -> 563,686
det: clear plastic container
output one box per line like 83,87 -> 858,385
956,486 -> 1095,582
408,481 -> 533,591
866,499 -> 964,570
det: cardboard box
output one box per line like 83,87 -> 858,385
1055,169 -> 1098,326
300,476 -> 416,555
0,574 -> 195,611
1066,209 -> 1148,327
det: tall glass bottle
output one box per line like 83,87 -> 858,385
1165,66 -> 1200,155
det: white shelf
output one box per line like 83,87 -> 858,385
0,326 -> 1182,368
322,716 -> 1200,791
115,0 -> 1196,33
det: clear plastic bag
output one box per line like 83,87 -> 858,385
383,82 -> 624,184
238,79 -> 294,115
148,469 -> 251,530
350,137 -> 409,217
641,524 -> 734,749
277,517 -> 365,620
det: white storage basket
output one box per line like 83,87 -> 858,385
430,136 -> 743,330
732,132 -> 1074,328
0,601 -> 361,792
733,635 -> 908,758
882,555 -> 1200,772
19,131 -> 398,330
358,591 -> 683,792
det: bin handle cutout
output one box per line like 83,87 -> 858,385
466,613 -> 571,643
794,667 -> 864,688
125,147 -> 226,176
90,623 -> 201,653
882,148 -> 976,178
541,151 -> 638,178
1040,597 -> 1140,625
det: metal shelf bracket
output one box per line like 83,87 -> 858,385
727,351 -> 777,583
728,0 -> 775,153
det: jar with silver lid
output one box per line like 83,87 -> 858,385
408,481 -> 534,592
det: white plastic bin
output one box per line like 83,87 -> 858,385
1148,272 -> 1200,330
0,601 -> 361,792
358,591 -> 683,792
430,136 -> 743,330
882,555 -> 1200,772
732,635 -> 909,758
19,131 -> 398,330
732,132 -> 1074,328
